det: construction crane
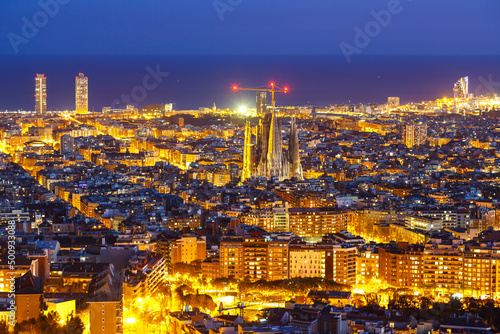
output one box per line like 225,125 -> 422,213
218,302 -> 247,317
232,82 -> 289,112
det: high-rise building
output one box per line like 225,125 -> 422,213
402,123 -> 427,148
256,92 -> 267,115
387,97 -> 400,108
454,76 -> 469,100
35,74 -> 47,114
75,72 -> 88,114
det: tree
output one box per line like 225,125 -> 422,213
463,297 -> 480,314
62,313 -> 84,334
173,261 -> 202,276
14,312 -> 84,334
175,284 -> 195,300
364,292 -> 380,307
420,296 -> 432,309
184,294 -> 217,312
351,294 -> 367,308
448,297 -> 463,315
237,276 -> 253,294
0,321 -> 10,334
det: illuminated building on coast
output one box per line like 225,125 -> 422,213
454,76 -> 469,100
75,72 -> 88,114
35,74 -> 47,114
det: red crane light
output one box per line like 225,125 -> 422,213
284,87 -> 288,92
270,82 -> 275,87
232,85 -> 238,91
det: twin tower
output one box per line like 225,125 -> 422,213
242,110 -> 302,182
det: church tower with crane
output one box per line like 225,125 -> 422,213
234,82 -> 302,182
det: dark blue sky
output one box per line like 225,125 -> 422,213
1,0 -> 499,55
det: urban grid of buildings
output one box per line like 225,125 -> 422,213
0,73 -> 499,333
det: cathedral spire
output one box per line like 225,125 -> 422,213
241,120 -> 253,183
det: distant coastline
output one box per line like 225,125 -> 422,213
1,55 -> 499,112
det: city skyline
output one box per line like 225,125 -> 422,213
7,67 -> 499,114
1,1 -> 500,334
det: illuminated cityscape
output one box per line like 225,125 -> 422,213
0,69 -> 499,333
1,1 -> 500,334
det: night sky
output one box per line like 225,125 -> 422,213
1,0 -> 499,56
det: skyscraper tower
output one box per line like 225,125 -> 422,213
256,92 -> 267,115
75,72 -> 88,114
241,121 -> 253,183
35,74 -> 47,114
453,76 -> 469,114
453,76 -> 469,100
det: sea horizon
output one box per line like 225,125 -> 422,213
1,54 -> 499,112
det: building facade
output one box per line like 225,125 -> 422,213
75,72 -> 88,114
35,74 -> 47,114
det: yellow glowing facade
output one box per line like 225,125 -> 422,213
241,120 -> 253,183
75,72 -> 88,114
35,74 -> 47,114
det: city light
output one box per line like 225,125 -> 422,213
238,106 -> 248,115
1,17 -> 499,333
